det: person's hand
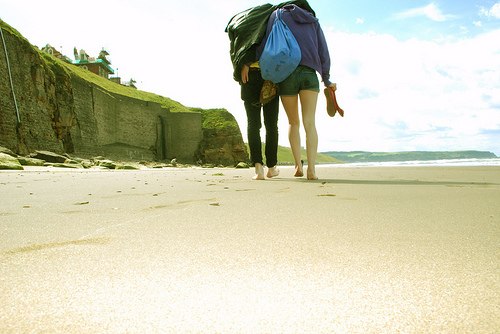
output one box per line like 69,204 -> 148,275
326,83 -> 344,117
241,64 -> 250,84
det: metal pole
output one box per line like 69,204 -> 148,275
0,25 -> 21,125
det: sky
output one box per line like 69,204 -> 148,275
1,0 -> 499,155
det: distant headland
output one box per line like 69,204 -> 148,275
321,151 -> 498,163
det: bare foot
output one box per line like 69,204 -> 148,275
266,166 -> 280,178
306,167 -> 318,180
252,163 -> 265,180
294,165 -> 304,177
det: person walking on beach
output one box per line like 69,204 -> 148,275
258,4 -> 335,180
226,4 -> 282,180
239,59 -> 280,180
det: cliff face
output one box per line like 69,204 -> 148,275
195,108 -> 248,166
0,24 -> 68,155
0,20 -> 248,165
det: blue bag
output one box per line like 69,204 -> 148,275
259,9 -> 302,83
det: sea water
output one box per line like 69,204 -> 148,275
318,158 -> 500,168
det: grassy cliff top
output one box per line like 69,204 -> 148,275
195,108 -> 240,132
41,53 -> 192,113
0,20 -> 27,42
1,19 -> 192,113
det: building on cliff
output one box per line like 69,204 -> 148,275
72,47 -> 114,79
42,45 -> 114,80
41,44 -> 72,63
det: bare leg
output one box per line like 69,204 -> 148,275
299,90 -> 319,180
252,163 -> 265,180
281,95 -> 303,177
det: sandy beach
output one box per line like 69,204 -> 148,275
0,165 -> 499,333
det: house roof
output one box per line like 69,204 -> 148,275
72,58 -> 114,74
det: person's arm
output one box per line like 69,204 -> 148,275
317,23 -> 332,87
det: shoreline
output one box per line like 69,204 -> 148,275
317,157 -> 500,167
3,156 -> 500,174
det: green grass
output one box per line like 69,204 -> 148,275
38,48 -> 191,113
1,18 -> 187,113
0,20 -> 28,42
247,144 -> 341,165
194,108 -> 240,132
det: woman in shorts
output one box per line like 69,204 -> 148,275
259,4 -> 336,180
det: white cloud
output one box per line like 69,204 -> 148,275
480,2 -> 500,18
320,28 -> 500,153
492,3 -> 500,18
394,3 -> 454,22
355,18 -> 364,25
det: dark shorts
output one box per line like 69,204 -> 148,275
278,66 -> 320,96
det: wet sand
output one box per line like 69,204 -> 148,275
0,165 -> 499,333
